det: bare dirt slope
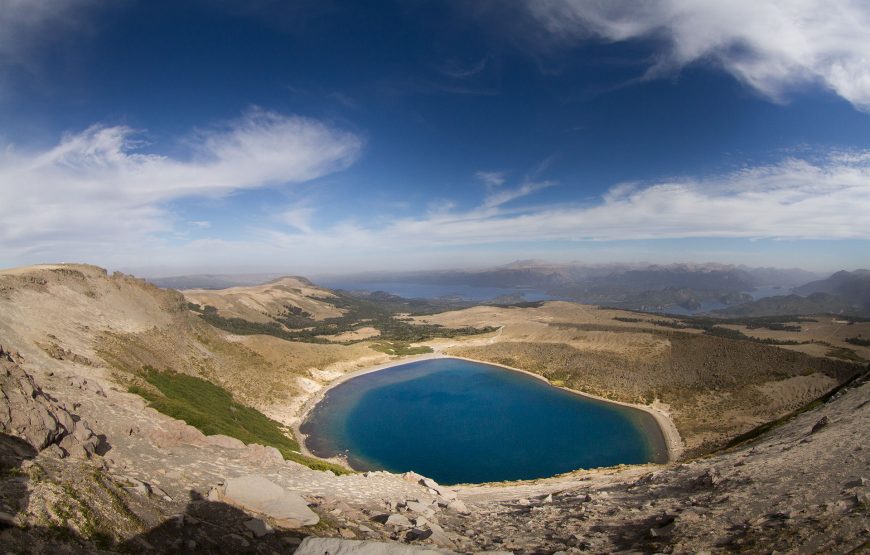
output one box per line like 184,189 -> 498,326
0,264 -> 385,419
183,276 -> 345,323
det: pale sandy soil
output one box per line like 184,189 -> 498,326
183,276 -> 345,323
318,326 -> 381,342
720,318 -> 870,360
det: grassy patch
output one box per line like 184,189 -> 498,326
846,336 -> 870,347
129,367 -> 348,474
370,342 -> 433,356
825,346 -> 868,363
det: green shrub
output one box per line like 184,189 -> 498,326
130,367 -> 348,474
370,342 -> 433,356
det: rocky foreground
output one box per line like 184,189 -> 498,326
1,342 -> 868,553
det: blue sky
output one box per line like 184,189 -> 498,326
2,0 -> 870,275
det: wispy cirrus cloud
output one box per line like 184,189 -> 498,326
519,0 -> 870,112
481,180 -> 553,209
279,205 -> 317,234
0,109 -> 361,262
475,170 -> 507,189
265,151 -> 870,253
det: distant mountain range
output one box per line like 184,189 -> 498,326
795,270 -> 870,310
713,270 -> 870,317
318,262 -> 822,313
712,293 -> 856,317
147,263 -> 870,318
321,262 -> 816,290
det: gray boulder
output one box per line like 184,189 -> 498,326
243,517 -> 273,537
378,513 -> 412,529
218,474 -> 319,528
418,477 -> 458,502
404,500 -> 436,516
204,434 -> 246,449
445,500 -> 470,515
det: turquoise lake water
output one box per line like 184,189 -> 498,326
301,358 -> 667,484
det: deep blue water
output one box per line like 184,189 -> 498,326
301,358 -> 667,484
315,280 -> 556,302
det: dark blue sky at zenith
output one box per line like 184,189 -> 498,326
1,0 -> 869,274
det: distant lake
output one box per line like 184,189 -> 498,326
315,280 -> 557,302
655,285 -> 793,316
301,358 -> 667,484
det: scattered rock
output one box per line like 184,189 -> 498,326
402,472 -> 425,484
810,416 -> 829,434
122,476 -> 150,496
375,513 -> 415,529
406,527 -> 432,541
243,518 -> 273,537
694,469 -> 722,489
418,477 -> 457,501
243,443 -> 285,466
405,500 -> 436,515
445,500 -> 470,515
40,444 -> 65,459
67,375 -> 106,396
150,485 -> 173,502
295,537 -> 456,554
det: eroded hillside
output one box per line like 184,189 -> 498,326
183,276 -> 346,324
0,265 -> 389,439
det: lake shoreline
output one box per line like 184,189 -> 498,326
293,353 -> 684,472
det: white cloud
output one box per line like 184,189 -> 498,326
521,0 -> 870,111
280,206 -> 316,234
266,151 -> 870,252
482,180 -> 553,209
3,114 -> 869,272
441,57 -> 490,79
475,170 -> 506,188
0,109 -> 361,262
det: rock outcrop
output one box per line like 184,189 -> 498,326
0,356 -> 99,458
